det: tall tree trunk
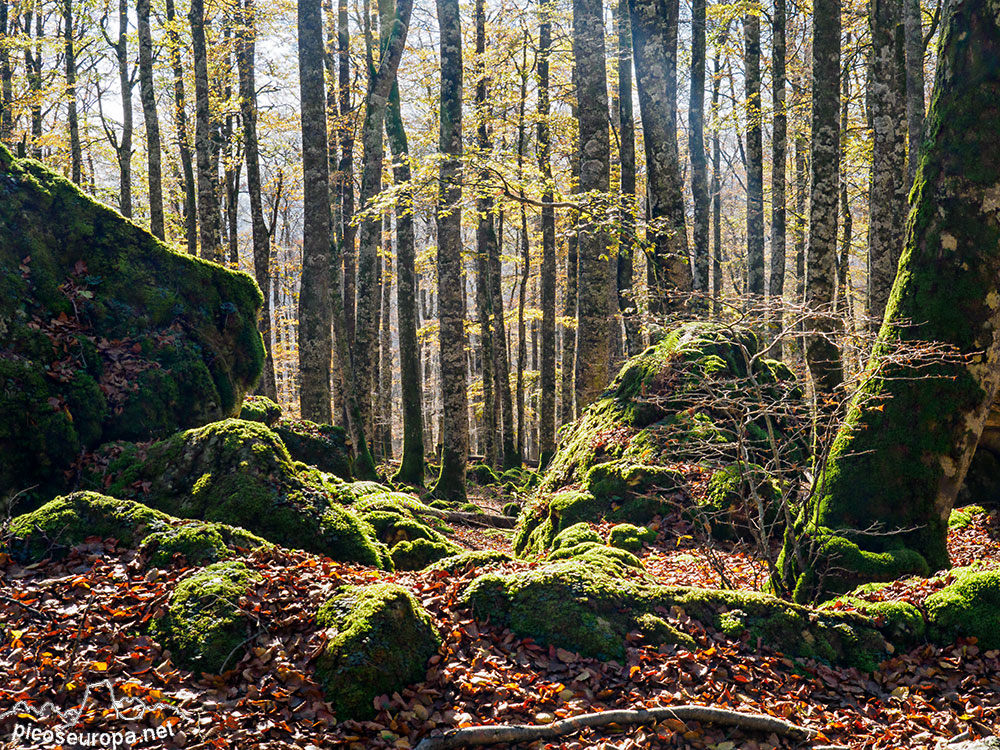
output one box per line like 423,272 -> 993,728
489,197 -> 517,468
866,0 -> 908,331
236,0 -> 277,400
0,0 -> 9,144
432,0 -> 468,500
355,0 -> 412,441
137,0 -> 164,238
113,0 -> 133,217
474,0 -> 497,467
801,0 -> 1000,589
804,0 -> 844,396
190,0 -> 222,260
223,22 -> 241,266
745,9 -> 764,297
386,80 -> 424,485
769,0 -> 787,347
689,0 -> 709,299
711,26 -> 727,319
25,3 -> 41,159
379,213 -> 393,460
297,0 -> 334,423
338,0 -> 357,348
561,126 -> 580,426
628,0 -> 691,314
573,0 -> 611,411
903,0 -> 924,190
62,0 -> 82,183
166,0 -> 197,254
515,43 -> 529,462
538,0 -> 558,464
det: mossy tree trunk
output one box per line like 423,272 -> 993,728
538,0 -> 557,466
337,0 -> 357,349
386,80 -> 425,486
809,0 -> 1000,575
903,0 -> 925,191
61,0 -> 82,184
432,0 -> 469,500
769,0 -> 786,347
190,0 -> 222,261
744,8 -> 764,298
688,0 -> 709,300
0,0 -> 9,143
165,0 -> 197,255
137,0 -> 164,239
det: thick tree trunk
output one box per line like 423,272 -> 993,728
297,0 -> 334,423
804,0 -> 844,396
866,0 -> 908,331
769,0 -> 787,347
166,0 -> 197,254
745,10 -> 765,298
628,0 -> 691,314
236,0 -> 277,401
561,108 -> 580,427
190,0 -> 222,261
338,0 -> 357,348
432,0 -> 468,500
137,0 -> 164,239
689,0 -> 709,299
903,0 -> 925,190
806,0 -> 1000,586
386,82 -> 425,485
62,0 -> 82,183
538,0 -> 557,465
572,0 -> 611,411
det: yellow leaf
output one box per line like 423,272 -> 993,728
93,661 -> 108,671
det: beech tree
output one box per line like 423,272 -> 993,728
137,0 -> 164,239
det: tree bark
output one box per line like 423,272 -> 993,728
805,0 -> 1000,584
711,26 -> 728,319
379,214 -> 394,460
689,0 -> 709,299
166,0 -> 197,254
573,0 -> 611,411
386,80 -> 425,485
866,0 -> 908,331
115,0 -> 133,218
338,0 -> 357,348
745,10 -> 764,298
628,0 -> 691,314
515,43 -> 529,461
804,0 -> 844,396
62,0 -> 82,183
769,0 -> 787,346
561,121 -> 580,426
24,3 -> 41,160
236,0 -> 277,400
297,0 -> 334,423
432,0 -> 469,500
538,0 -> 558,464
190,0 -> 222,261
137,0 -> 164,238
903,0 -> 925,190
0,0 -> 9,144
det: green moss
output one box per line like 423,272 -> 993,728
7,491 -> 170,562
607,523 -> 657,552
701,463 -> 783,541
239,396 -> 282,426
273,418 -> 352,479
140,521 -> 268,567
583,460 -> 683,501
150,560 -> 262,673
315,584 -> 440,720
926,567 -> 1000,648
0,144 -> 263,500
425,549 -> 514,574
502,502 -> 520,517
390,538 -> 457,571
551,522 -> 603,551
823,596 -> 926,648
467,463 -> 501,485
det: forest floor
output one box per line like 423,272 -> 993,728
1,485 -> 999,750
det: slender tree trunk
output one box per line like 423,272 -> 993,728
236,0 -> 277,400
573,0 -> 611,411
24,3 -> 41,160
489,196 -> 517,468
432,0 -> 468,500
297,0 -> 334,423
190,0 -> 222,260
0,0 -> 9,144
804,0 -> 1000,586
903,0 -> 924,190
166,0 -> 197,254
866,0 -> 908,331
711,27 -> 727,319
137,0 -> 164,238
114,0 -> 133,217
769,0 -> 787,348
379,214 -> 393,460
62,0 -> 82,183
515,43 -> 530,461
745,10 -> 764,297
804,0 -> 844,396
628,0 -> 691,314
338,0 -> 357,348
561,130 -> 580,426
538,0 -> 557,464
689,0 -> 709,300
223,21 -> 241,266
386,80 -> 424,485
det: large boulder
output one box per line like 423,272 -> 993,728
0,144 -> 263,501
515,322 -> 805,555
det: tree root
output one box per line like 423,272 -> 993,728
413,704 -> 816,749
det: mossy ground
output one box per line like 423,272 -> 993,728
150,560 -> 262,673
315,584 -> 440,720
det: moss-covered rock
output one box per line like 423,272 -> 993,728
151,560 -> 262,673
607,523 -> 657,552
823,596 -> 926,649
353,491 -> 460,570
391,539 -> 459,571
0,144 -> 263,501
551,522 -> 603,551
425,549 -> 514,574
6,491 -> 170,562
104,419 -> 390,568
467,463 -> 501,486
273,418 -> 352,479
239,396 -> 282,427
140,521 -> 269,567
315,584 -> 440,720
926,567 -> 1000,649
